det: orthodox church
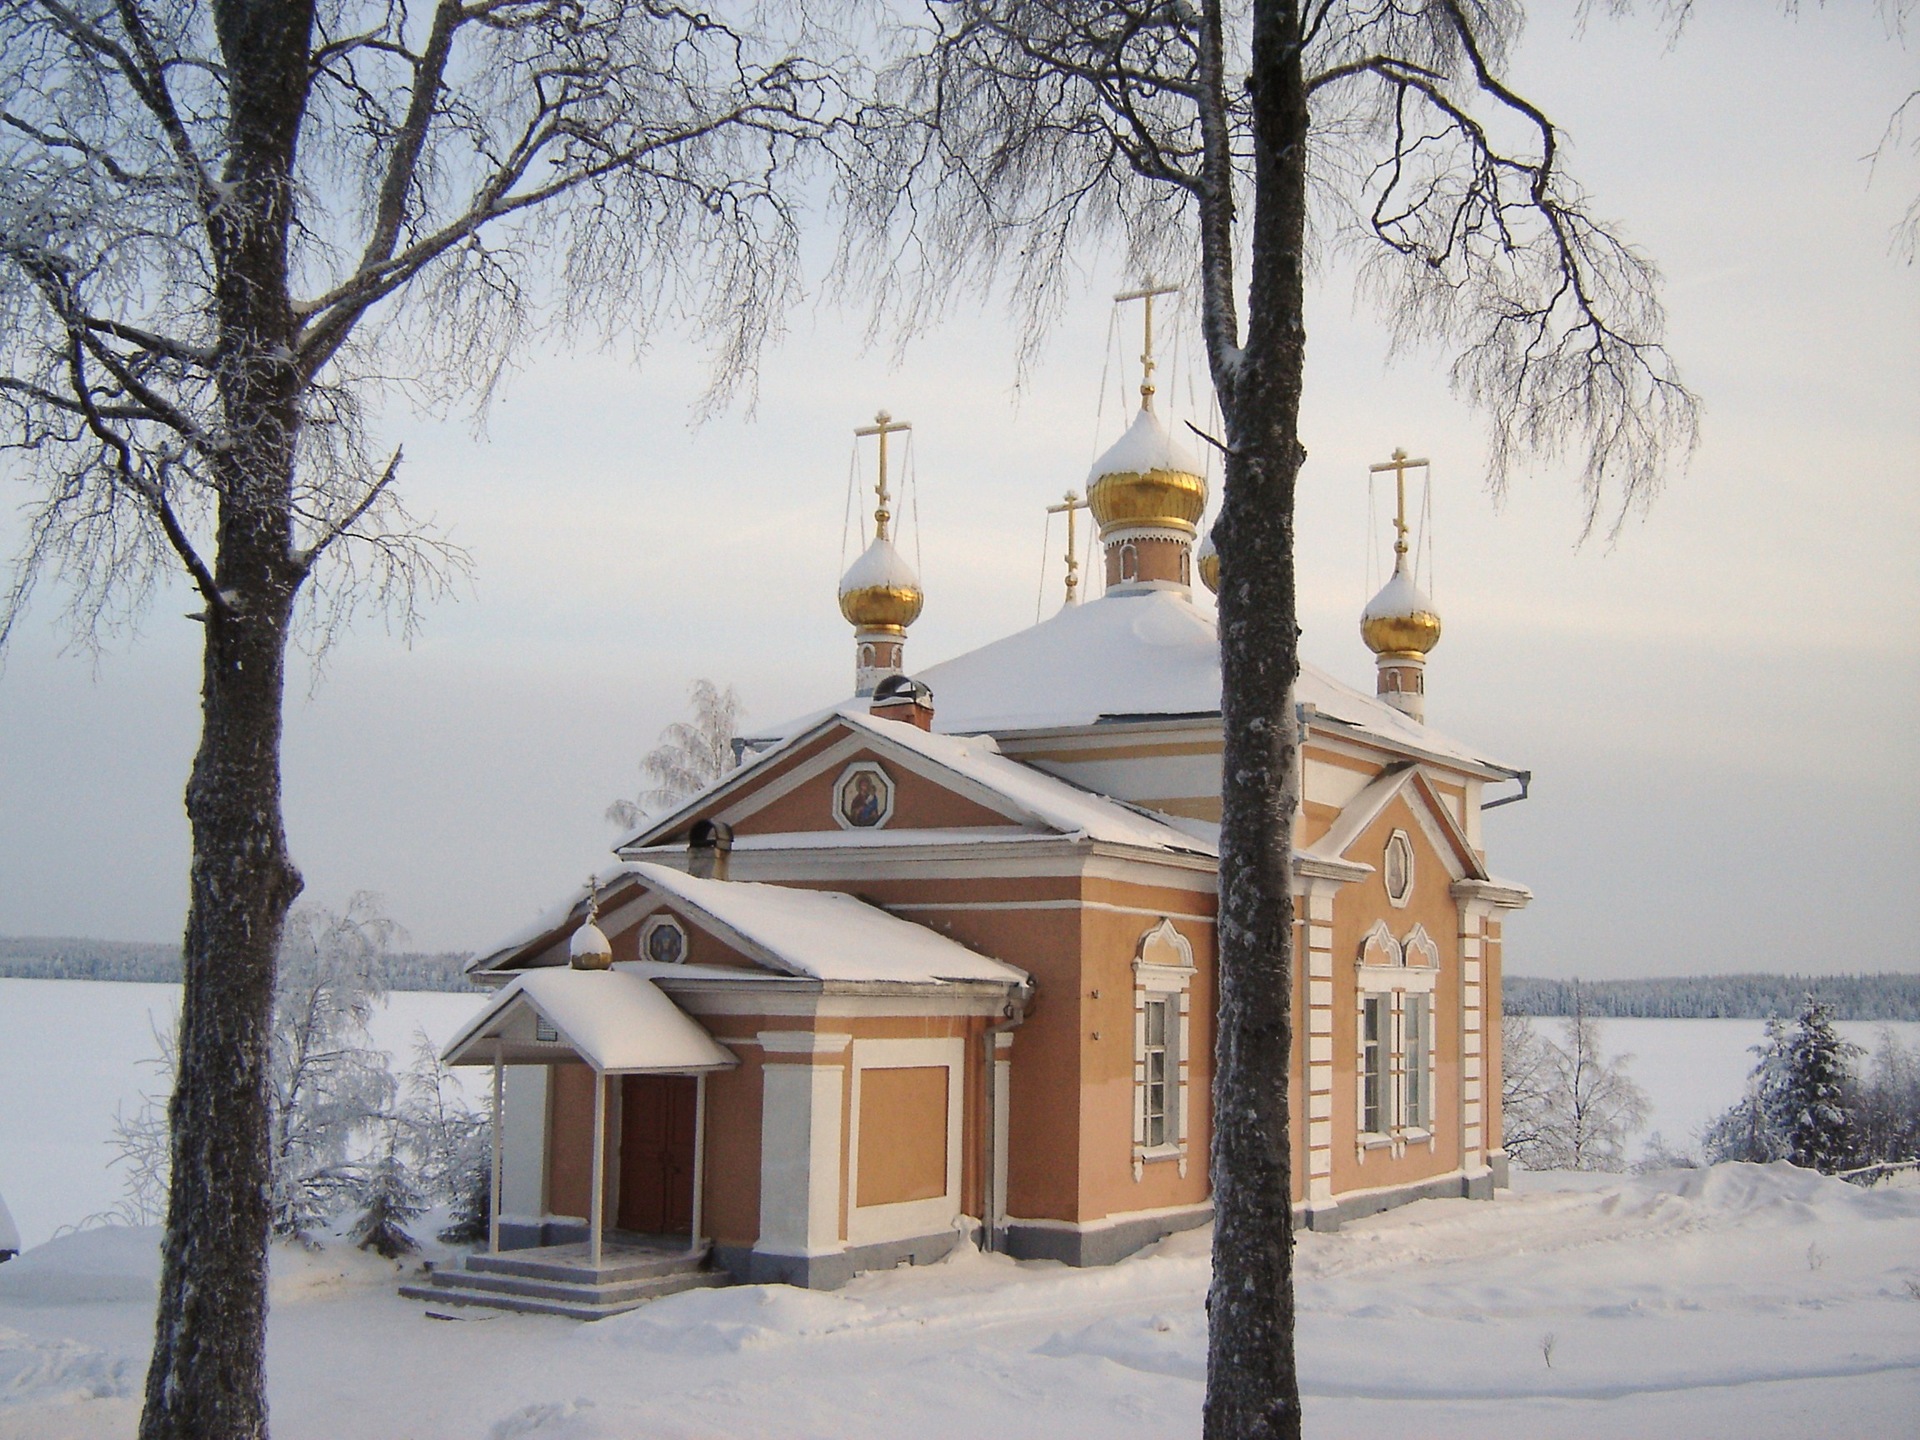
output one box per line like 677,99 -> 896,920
412,317 -> 1531,1317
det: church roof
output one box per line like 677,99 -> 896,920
752,588 -> 1515,776
622,707 -> 1218,860
626,862 -> 1028,985
442,967 -> 738,1072
467,854 -> 1033,986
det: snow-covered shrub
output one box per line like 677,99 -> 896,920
1705,1002 -> 1919,1178
1856,1030 -> 1920,1167
1502,994 -> 1648,1172
398,1034 -> 493,1243
1632,1131 -> 1700,1172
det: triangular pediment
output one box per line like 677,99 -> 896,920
1305,763 -> 1486,883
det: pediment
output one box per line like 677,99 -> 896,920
1306,763 -> 1486,884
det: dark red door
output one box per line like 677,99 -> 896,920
618,1075 -> 697,1235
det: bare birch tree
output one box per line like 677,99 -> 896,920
849,4 -> 1697,1434
0,5 -> 849,1436
607,677 -> 743,825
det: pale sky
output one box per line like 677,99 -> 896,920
1,2 -> 1914,979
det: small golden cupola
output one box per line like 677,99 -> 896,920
1086,283 -> 1208,592
838,410 -> 925,697
1361,448 -> 1442,722
1195,525 -> 1220,595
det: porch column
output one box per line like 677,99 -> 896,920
489,1040 -> 504,1254
689,1071 -> 708,1257
589,1067 -> 608,1268
756,1032 -> 850,1268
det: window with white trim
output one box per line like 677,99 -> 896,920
1403,993 -> 1430,1130
1132,918 -> 1195,1180
1355,920 -> 1441,1153
1361,995 -> 1386,1135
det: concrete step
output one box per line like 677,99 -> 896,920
465,1242 -> 708,1287
419,1264 -> 711,1308
400,1268 -> 728,1321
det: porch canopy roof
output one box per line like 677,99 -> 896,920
442,967 -> 736,1074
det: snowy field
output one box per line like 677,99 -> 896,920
3,981 -> 1919,1437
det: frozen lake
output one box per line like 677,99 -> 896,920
2,978 -> 1915,1249
0,978 -> 486,1251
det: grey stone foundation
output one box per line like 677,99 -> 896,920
717,1227 -> 970,1291
1001,1204 -> 1213,1268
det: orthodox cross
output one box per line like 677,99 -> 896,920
1114,280 -> 1180,410
1046,489 -> 1092,606
854,409 -> 911,540
1368,447 -> 1429,560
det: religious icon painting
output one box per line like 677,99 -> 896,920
642,914 -> 688,965
833,760 -> 895,830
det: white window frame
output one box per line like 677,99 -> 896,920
1132,918 -> 1196,1180
1355,921 -> 1440,1158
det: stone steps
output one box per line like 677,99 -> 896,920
402,1239 -> 729,1320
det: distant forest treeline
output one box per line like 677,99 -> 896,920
0,936 -> 478,992
1505,973 -> 1920,1022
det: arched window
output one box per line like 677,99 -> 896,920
1132,919 -> 1196,1181
1120,542 -> 1139,582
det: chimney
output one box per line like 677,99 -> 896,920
869,674 -> 935,731
688,819 -> 733,880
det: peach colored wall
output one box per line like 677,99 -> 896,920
856,1067 -> 949,1206
1327,792 -> 1465,1197
546,1063 -> 617,1221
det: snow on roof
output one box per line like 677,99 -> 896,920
839,534 -> 920,594
630,862 -> 1029,985
442,967 -> 737,1073
830,709 -> 1217,855
1088,406 -> 1204,483
470,862 -> 636,971
900,587 -> 1509,772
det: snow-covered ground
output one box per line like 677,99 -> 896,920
2,1165 -> 1917,1438
4,981 -> 1919,1437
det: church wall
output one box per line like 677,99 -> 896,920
1075,904 -> 1214,1222
545,1062 -> 618,1223
1326,793 -> 1468,1199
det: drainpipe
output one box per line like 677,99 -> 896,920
981,982 -> 1032,1254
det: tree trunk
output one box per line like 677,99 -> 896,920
1203,3 -> 1308,1438
141,6 -> 313,1437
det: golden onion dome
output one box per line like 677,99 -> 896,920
838,533 -> 924,633
1361,562 -> 1442,657
1086,407 -> 1208,536
1196,526 -> 1220,594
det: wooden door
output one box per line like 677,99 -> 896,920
618,1074 -> 697,1235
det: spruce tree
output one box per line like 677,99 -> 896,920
1780,997 -> 1862,1174
350,1144 -> 422,1261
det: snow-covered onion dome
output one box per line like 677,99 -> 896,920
568,901 -> 613,971
1196,525 -> 1220,595
1361,557 -> 1441,722
1086,405 -> 1208,592
838,534 -> 924,634
839,530 -> 924,698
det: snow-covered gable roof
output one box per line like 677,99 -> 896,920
620,707 -> 1216,860
442,968 -> 737,1073
1303,763 -> 1486,882
468,858 -> 1030,987
628,863 -> 1027,985
747,588 -> 1516,776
